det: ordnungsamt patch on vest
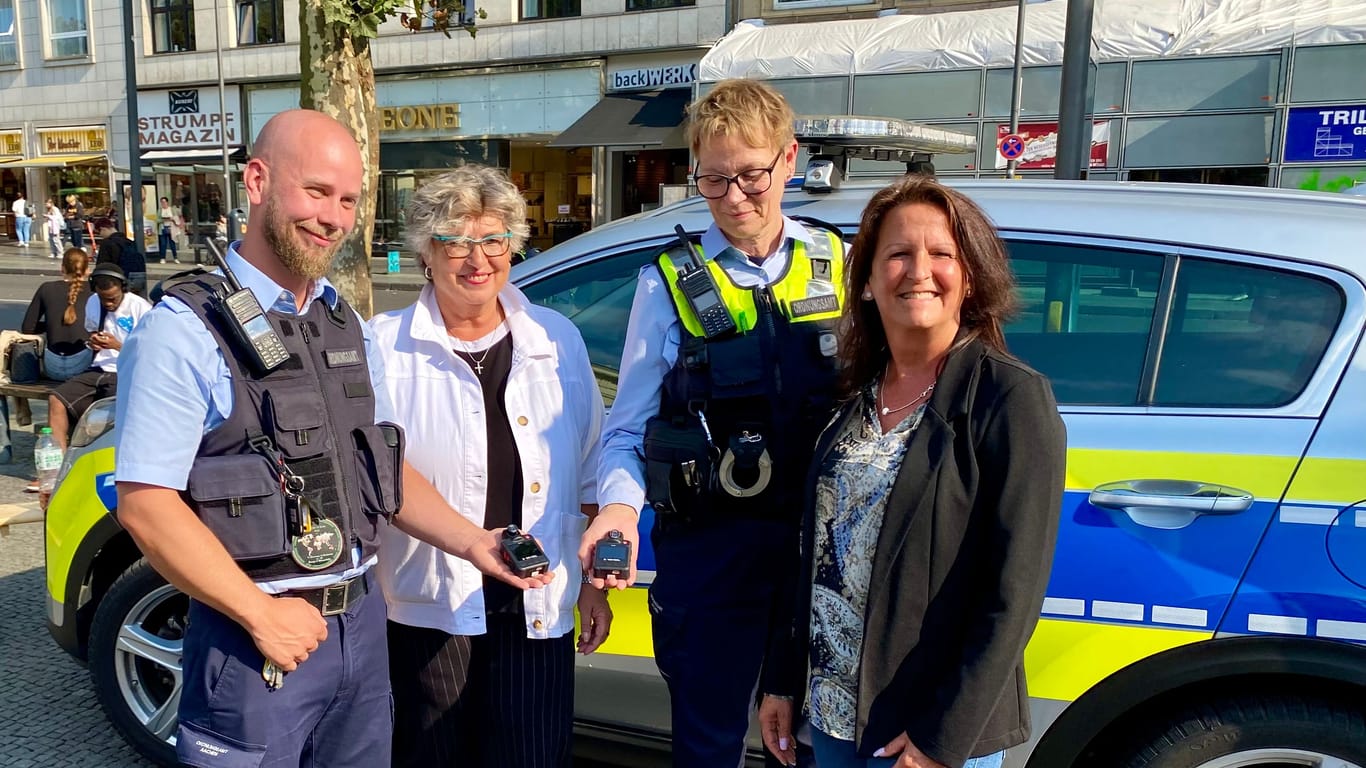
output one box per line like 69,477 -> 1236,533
790,294 -> 839,318
325,349 -> 363,367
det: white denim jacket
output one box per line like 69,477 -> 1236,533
369,283 -> 603,638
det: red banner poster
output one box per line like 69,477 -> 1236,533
995,121 -> 1110,170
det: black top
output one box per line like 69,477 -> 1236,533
454,334 -> 524,617
764,338 -> 1067,766
22,279 -> 92,356
96,232 -> 145,273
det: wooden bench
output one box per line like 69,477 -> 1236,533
0,379 -> 58,428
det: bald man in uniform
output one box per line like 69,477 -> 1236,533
115,110 -> 550,768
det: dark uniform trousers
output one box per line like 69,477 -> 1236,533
175,572 -> 391,768
387,613 -> 576,768
650,517 -> 796,768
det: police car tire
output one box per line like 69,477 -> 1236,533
88,559 -> 184,768
1114,693 -> 1366,768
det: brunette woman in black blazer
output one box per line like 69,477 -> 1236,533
758,176 -> 1066,768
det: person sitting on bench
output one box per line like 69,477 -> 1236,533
48,264 -> 152,450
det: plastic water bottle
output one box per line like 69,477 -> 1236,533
34,427 -> 63,509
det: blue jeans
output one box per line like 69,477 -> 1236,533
14,215 -> 31,243
810,727 -> 1005,768
159,227 -> 177,260
45,347 -> 94,382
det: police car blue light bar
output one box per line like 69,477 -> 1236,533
793,116 -> 978,156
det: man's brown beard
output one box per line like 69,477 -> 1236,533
261,196 -> 342,281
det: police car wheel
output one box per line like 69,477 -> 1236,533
1113,693 -> 1366,768
88,559 -> 187,768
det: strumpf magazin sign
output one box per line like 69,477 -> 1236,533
136,87 -> 243,149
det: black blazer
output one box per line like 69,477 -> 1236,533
764,337 -> 1066,768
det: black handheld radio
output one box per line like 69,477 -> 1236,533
207,241 -> 290,374
672,225 -> 736,339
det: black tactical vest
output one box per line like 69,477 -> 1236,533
645,231 -> 845,527
167,277 -> 403,581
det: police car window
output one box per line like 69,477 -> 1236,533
519,246 -> 659,407
1154,259 -> 1343,407
1003,241 -> 1164,406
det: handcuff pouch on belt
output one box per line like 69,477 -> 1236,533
718,426 -> 772,499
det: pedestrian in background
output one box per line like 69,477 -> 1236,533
759,176 -> 1066,768
157,196 -> 182,263
94,219 -> 147,298
113,109 -> 550,768
10,192 -> 32,246
21,246 -> 93,382
373,164 -> 610,768
64,194 -> 86,250
44,200 -> 66,260
590,78 -> 848,768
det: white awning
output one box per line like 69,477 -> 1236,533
700,0 -> 1366,80
140,147 -> 244,162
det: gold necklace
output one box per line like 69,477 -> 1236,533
879,369 -> 936,417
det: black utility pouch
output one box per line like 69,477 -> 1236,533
263,389 -> 329,459
643,416 -> 713,521
352,422 -> 405,518
705,336 -> 766,398
186,453 -> 289,560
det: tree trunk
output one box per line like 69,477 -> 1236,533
298,0 -> 377,319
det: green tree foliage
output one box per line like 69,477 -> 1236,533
300,0 -> 478,317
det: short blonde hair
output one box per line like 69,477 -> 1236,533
404,164 -> 530,264
685,79 -> 795,155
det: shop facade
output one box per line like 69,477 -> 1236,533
698,2 -> 1366,191
247,62 -> 601,254
0,125 -> 113,241
551,53 -> 698,223
130,85 -> 247,254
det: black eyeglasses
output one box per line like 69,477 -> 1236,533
693,151 -> 783,200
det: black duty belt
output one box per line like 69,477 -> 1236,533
281,572 -> 369,616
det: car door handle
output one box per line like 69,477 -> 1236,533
1088,479 -> 1254,530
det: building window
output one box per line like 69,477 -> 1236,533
521,0 -> 578,21
150,0 -> 195,53
1291,44 -> 1366,103
626,0 -> 693,10
237,0 -> 283,45
45,0 -> 88,59
854,70 -> 982,121
1129,54 -> 1279,113
0,0 -> 18,66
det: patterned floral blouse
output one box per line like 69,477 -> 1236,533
807,388 -> 926,741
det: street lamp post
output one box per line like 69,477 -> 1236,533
1006,0 -> 1028,178
213,0 -> 232,212
123,0 -> 144,254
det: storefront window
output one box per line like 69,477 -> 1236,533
1291,45 -> 1366,103
1278,165 -> 1366,192
1125,113 -> 1273,168
625,0 -> 693,9
0,0 -> 18,66
49,161 -> 111,217
236,0 -> 283,45
984,62 -> 1127,117
521,0 -> 578,21
1129,54 -> 1279,113
854,70 -> 981,121
151,0 -> 196,53
45,0 -> 88,58
769,77 -> 850,116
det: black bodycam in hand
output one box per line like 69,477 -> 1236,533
592,529 -> 632,579
499,525 -> 550,578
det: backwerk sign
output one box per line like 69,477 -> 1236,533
1284,105 -> 1366,163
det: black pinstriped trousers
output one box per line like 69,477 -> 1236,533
388,615 -> 575,768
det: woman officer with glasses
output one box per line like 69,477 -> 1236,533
586,78 -> 848,768
368,164 -> 611,768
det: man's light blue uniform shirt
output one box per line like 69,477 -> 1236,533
115,243 -> 395,591
596,217 -> 815,513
